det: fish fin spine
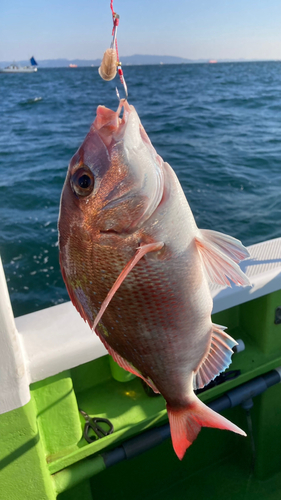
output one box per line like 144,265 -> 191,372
195,229 -> 250,287
167,396 -> 246,460
97,333 -> 160,394
194,324 -> 238,390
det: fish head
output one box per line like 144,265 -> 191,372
59,100 -> 164,245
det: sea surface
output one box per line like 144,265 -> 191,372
1,62 -> 281,317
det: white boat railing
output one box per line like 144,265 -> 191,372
0,257 -> 30,413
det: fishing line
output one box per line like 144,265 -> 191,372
99,1 -> 128,100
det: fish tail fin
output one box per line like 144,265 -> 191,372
167,396 -> 246,460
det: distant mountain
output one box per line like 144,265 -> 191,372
117,54 -> 194,65
36,58 -> 102,68
0,55 -> 199,68
0,55 -> 256,68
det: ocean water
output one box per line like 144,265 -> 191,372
1,62 -> 281,317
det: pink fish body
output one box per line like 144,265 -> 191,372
59,100 -> 249,459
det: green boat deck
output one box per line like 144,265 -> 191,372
1,285 -> 281,499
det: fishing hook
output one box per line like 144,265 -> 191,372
116,74 -> 128,102
99,2 -> 128,101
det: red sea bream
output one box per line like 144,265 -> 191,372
58,100 -> 250,459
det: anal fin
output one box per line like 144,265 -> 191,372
194,324 -> 238,390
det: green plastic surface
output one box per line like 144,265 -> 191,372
1,289 -> 281,499
0,399 -> 55,500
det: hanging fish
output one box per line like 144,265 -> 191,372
58,100 -> 249,459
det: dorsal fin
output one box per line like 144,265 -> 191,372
195,229 -> 250,287
194,324 -> 238,390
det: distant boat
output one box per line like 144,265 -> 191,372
0,57 -> 38,73
209,60 -> 217,64
69,64 -> 78,68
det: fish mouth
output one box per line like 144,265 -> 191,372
92,99 -> 131,146
99,228 -> 121,235
93,99 -> 153,149
93,99 -> 165,233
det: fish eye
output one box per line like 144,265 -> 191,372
71,167 -> 95,197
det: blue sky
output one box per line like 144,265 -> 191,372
1,0 -> 281,61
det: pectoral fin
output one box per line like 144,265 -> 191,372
93,241 -> 164,332
194,323 -> 238,390
195,229 -> 250,287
